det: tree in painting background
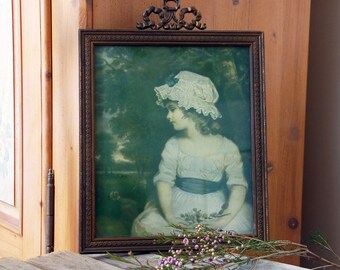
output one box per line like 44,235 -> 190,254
93,46 -> 251,237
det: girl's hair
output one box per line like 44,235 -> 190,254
164,100 -> 221,135
182,108 -> 221,135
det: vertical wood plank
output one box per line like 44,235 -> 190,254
248,1 -> 311,264
92,0 -> 253,30
40,0 -> 53,255
251,0 -> 311,237
52,0 -> 88,252
21,0 -> 43,259
12,0 -> 23,236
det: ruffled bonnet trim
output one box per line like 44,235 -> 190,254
155,71 -> 222,120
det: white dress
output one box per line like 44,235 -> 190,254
131,136 -> 253,236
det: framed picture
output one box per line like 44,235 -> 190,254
79,30 -> 268,253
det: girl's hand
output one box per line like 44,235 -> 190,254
165,215 -> 189,228
203,212 -> 234,230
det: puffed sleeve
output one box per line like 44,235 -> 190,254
224,139 -> 248,190
153,137 -> 179,186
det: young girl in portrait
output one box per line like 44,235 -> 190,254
131,71 -> 253,236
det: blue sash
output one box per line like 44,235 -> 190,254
175,177 -> 225,194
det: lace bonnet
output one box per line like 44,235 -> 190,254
154,71 -> 222,120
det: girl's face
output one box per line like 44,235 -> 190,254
165,102 -> 191,131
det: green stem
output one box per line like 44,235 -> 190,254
305,249 -> 340,269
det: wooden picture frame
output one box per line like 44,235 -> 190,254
79,30 -> 268,253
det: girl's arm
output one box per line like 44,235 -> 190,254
156,181 -> 182,225
206,141 -> 248,229
224,185 -> 247,217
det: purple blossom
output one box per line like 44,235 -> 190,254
166,256 -> 174,264
158,257 -> 164,266
182,238 -> 189,245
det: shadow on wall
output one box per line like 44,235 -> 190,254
301,0 -> 340,268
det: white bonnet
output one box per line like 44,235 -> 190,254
154,71 -> 222,120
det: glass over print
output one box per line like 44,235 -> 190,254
79,30 -> 267,253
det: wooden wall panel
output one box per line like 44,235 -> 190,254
52,0 -> 88,252
248,0 -> 311,243
21,0 -> 43,259
52,0 -> 310,266
40,0 -> 53,255
91,0 -> 310,241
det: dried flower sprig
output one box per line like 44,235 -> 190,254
107,224 -> 340,269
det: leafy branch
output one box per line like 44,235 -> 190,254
108,224 -> 340,269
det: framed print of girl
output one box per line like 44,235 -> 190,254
79,30 -> 267,253
132,70 -> 253,236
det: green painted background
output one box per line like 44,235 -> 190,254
93,45 -> 252,237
